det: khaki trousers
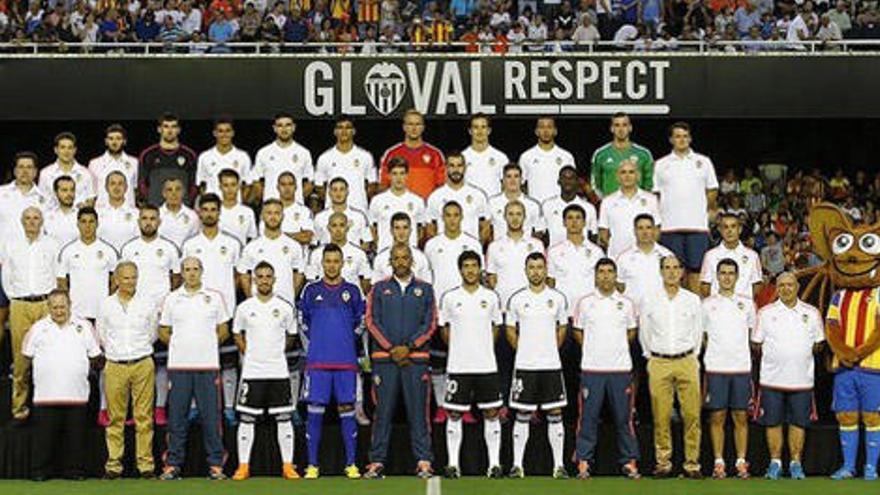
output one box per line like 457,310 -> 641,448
9,299 -> 48,417
648,355 -> 702,471
104,358 -> 155,474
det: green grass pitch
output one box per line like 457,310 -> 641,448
0,477 -> 875,495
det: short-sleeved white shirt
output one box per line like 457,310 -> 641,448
702,293 -> 756,373
440,286 -> 503,374
547,238 -> 605,310
43,206 -> 79,246
22,316 -> 101,404
314,206 -> 371,247
700,242 -> 763,298
371,245 -> 434,284
280,202 -> 315,237
573,291 -> 636,372
39,162 -> 97,208
424,233 -> 484,298
368,189 -> 425,251
219,203 -> 258,245
462,145 -> 508,197
315,145 -> 376,211
96,293 -> 159,362
541,195 -> 598,246
0,182 -> 48,240
753,299 -> 824,389
96,204 -> 139,251
487,192 -> 545,241
518,144 -> 576,203
57,238 -> 118,319
233,295 -> 297,379
158,204 -> 199,249
426,183 -> 489,239
160,287 -> 230,370
196,146 -> 254,195
597,189 -> 661,259
616,243 -> 673,309
120,236 -> 181,302
0,235 -> 60,298
253,140 -> 314,204
652,150 -> 718,232
486,235 -> 544,307
507,287 -> 568,370
239,234 -> 304,304
88,151 -> 138,208
181,231 -> 242,311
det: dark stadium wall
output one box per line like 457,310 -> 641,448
0,118 -> 878,182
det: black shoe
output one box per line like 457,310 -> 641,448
653,466 -> 674,479
487,466 -> 503,479
65,473 -> 86,481
11,417 -> 28,428
31,475 -> 47,482
103,471 -> 122,480
445,466 -> 461,479
683,469 -> 703,480
141,470 -> 156,479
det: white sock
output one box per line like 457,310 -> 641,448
221,367 -> 238,409
237,422 -> 255,464
431,373 -> 446,408
513,415 -> 530,468
277,420 -> 294,464
289,370 -> 301,409
548,415 -> 564,469
446,416 -> 463,468
155,365 -> 168,407
355,373 -> 364,405
99,371 -> 107,410
484,417 -> 501,468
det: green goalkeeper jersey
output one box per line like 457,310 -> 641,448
590,142 -> 654,197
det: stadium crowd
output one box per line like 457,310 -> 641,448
1,110 -> 878,484
2,0 -> 879,50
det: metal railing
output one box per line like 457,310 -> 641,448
0,38 -> 877,56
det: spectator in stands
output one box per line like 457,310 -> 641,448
284,8 -> 310,41
135,10 -> 160,41
571,13 -> 599,44
158,14 -> 186,43
829,168 -> 850,200
787,5 -> 812,48
827,0 -> 851,35
208,9 -> 237,50
760,231 -> 785,276
239,3 -> 263,40
527,13 -> 547,49
180,1 -> 203,36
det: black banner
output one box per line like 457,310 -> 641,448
0,54 -> 873,120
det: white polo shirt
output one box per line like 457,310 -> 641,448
424,232 -> 484,298
120,236 -> 181,302
426,183 -> 489,239
196,145 -> 254,195
462,144 -> 508,197
652,150 -> 718,232
233,295 -> 297,380
518,144 -> 576,203
616,243 -> 673,309
96,293 -> 159,361
239,234 -> 304,304
573,291 -> 637,372
280,202 -> 315,238
368,189 -> 425,251
160,287 -> 230,370
38,161 -> 97,208
753,299 -> 824,390
702,293 -> 756,374
507,287 -> 568,370
57,238 -> 118,319
597,189 -> 661,259
253,140 -> 314,204
305,242 -> 371,287
487,192 -> 545,241
88,151 -> 138,208
486,234 -> 544,307
372,245 -> 434,284
315,144 -> 376,211
314,206 -> 371,247
700,242 -> 763,298
158,204 -> 199,249
22,316 -> 101,405
96,204 -> 139,251
0,234 -> 60,298
547,238 -> 605,311
181,231 -> 242,312
43,206 -> 79,246
0,182 -> 48,240
439,285 -> 503,374
541,195 -> 598,247
638,288 -> 703,358
219,203 -> 258,246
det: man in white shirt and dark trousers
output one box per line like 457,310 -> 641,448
639,255 -> 704,479
572,258 -> 641,480
753,272 -> 824,480
440,250 -> 504,479
518,117 -> 576,204
23,289 -> 101,481
702,258 -> 757,480
158,256 -> 231,481
506,253 -> 569,479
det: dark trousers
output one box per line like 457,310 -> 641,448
31,405 -> 87,479
166,370 -> 224,468
369,361 -> 433,464
576,372 -> 640,465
